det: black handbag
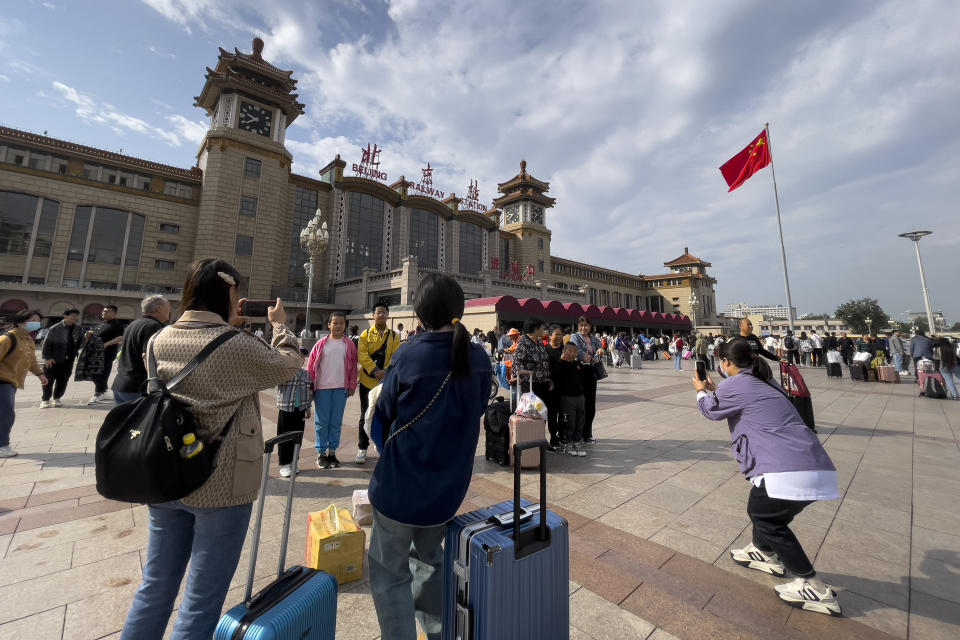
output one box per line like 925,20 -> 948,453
592,359 -> 608,381
95,330 -> 239,503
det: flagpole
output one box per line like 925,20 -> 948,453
765,122 -> 796,334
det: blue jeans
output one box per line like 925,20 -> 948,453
942,365 -> 960,399
120,501 -> 253,640
313,388 -> 347,453
0,383 -> 15,448
892,353 -> 903,372
673,353 -> 682,370
113,390 -> 141,404
368,507 -> 446,640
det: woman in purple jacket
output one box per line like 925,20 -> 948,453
692,337 -> 842,616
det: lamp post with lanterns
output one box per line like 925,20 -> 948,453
298,208 -> 329,343
865,316 -> 872,336
898,231 -> 936,338
688,292 -> 698,332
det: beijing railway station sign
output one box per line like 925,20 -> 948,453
352,143 -> 388,181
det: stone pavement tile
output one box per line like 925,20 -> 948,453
912,505 -> 960,537
334,582 -> 388,640
826,589 -> 908,639
16,497 -> 130,532
72,525 -> 148,567
63,584 -> 140,640
6,508 -> 134,556
703,595 -> 808,640
569,587 -> 656,639
819,518 -> 910,566
570,624 -> 594,640
0,497 -> 27,512
621,582 -> 764,640
0,540 -> 74,588
834,497 -> 911,537
910,526 -> 960,605
569,580 -> 581,595
570,549 -> 641,605
649,527 -> 727,564
573,521 -> 675,569
597,550 -> 712,609
647,629 -> 681,640
785,601 -> 904,640
667,505 -> 749,545
815,547 -> 909,610
25,484 -> 100,508
0,606 -> 65,640
908,591 -> 960,640
598,498 -> 675,539
555,489 -> 617,520
29,473 -> 97,496
0,551 -> 141,624
635,482 -> 707,514
0,461 -> 44,477
0,517 -> 19,537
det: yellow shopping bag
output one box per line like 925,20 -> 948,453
304,504 -> 365,585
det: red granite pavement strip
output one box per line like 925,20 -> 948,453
571,548 -> 642,605
573,520 -> 676,568
785,606 -> 903,640
0,496 -> 28,511
597,549 -> 714,609
15,498 -> 132,532
703,595 -> 809,640
622,583 -> 765,640
25,484 -> 100,507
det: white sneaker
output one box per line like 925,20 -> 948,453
87,395 -> 102,405
279,464 -> 292,478
729,542 -> 785,576
39,400 -> 51,409
774,577 -> 842,616
355,449 -> 367,464
566,444 -> 578,457
0,446 -> 17,458
52,399 -> 62,407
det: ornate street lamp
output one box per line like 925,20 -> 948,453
898,231 -> 936,337
865,316 -> 872,336
299,208 -> 329,340
688,292 -> 698,331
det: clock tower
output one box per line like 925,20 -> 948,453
191,38 -> 306,297
493,160 -> 555,282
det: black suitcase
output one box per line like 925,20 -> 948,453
849,363 -> 868,381
790,396 -> 816,432
484,397 -> 511,466
827,362 -> 842,378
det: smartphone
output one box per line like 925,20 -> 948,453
696,360 -> 707,381
240,299 -> 273,317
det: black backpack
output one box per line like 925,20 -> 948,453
1,331 -> 16,360
95,330 -> 238,503
484,396 -> 511,436
923,376 -> 947,400
784,336 -> 796,350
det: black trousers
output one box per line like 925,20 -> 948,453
41,359 -> 74,401
276,409 -> 306,466
545,386 -> 561,445
786,350 -> 798,365
559,394 -> 585,444
581,371 -> 598,440
747,483 -> 815,577
93,350 -> 118,394
357,384 -> 372,451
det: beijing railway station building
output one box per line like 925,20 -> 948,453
0,38 -> 718,335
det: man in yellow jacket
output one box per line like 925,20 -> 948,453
355,302 -> 402,463
1,309 -> 48,457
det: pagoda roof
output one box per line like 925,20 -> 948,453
497,159 -> 551,193
218,38 -> 297,88
492,188 -> 556,208
663,247 -> 711,267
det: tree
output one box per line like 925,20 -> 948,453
834,298 -> 890,335
951,322 -> 960,332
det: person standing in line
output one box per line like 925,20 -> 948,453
355,302 -> 402,464
86,305 -> 125,404
569,316 -> 602,445
0,309 -> 48,457
782,331 -> 800,366
546,326 -> 565,445
936,337 -> 959,400
120,259 -> 304,639
888,331 -> 906,375
671,333 -> 684,371
511,317 -> 556,450
838,332 -> 855,365
366,274 -> 490,640
797,332 -> 812,368
809,331 -> 823,367
306,312 -> 358,469
39,308 -> 83,408
111,295 -> 171,404
693,338 -> 842,616
275,351 -> 313,477
552,342 -> 587,457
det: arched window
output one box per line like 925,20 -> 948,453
345,193 -> 384,278
0,191 -> 60,258
82,303 -> 104,324
409,209 -> 438,269
67,206 -> 146,266
459,221 -> 483,275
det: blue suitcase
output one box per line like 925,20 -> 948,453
215,432 -> 338,640
442,440 -> 569,640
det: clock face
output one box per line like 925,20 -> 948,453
238,101 -> 273,137
505,205 -> 520,224
531,205 -> 544,224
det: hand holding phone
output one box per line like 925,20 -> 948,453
696,360 -> 707,381
240,299 -> 273,318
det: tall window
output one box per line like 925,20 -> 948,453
345,193 -> 384,278
68,206 -> 146,266
244,157 -> 262,178
499,238 -> 510,271
235,235 -> 254,256
289,187 -> 318,290
239,196 -> 258,217
0,191 -> 60,256
458,222 -> 483,275
409,209 -> 438,269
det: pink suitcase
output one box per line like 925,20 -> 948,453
509,371 -> 545,469
878,365 -> 900,383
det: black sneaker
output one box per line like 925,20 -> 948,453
317,454 -> 329,469
328,454 -> 341,468
583,437 -> 597,444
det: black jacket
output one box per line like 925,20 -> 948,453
112,316 -> 166,393
551,359 -> 584,397
41,321 -> 84,364
741,333 -> 779,362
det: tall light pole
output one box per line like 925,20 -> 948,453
898,231 -> 935,336
299,208 -> 329,342
689,292 -> 698,331
865,316 -> 872,336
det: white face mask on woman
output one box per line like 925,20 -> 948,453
717,358 -> 730,379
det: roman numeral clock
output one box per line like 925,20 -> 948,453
238,101 -> 273,136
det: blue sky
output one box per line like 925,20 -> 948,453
2,0 -> 959,322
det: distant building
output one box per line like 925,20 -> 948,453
723,302 -> 797,320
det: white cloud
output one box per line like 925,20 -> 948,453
51,81 -> 193,147
42,2 -> 56,9
147,45 -> 176,60
0,74 -> 9,82
167,115 -> 207,144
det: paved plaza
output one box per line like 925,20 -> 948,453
1,357 -> 958,639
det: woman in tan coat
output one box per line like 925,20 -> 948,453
121,258 -> 303,640
0,309 -> 48,457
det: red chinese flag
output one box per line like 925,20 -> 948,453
719,130 -> 771,192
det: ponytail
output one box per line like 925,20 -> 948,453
750,353 -> 772,382
720,337 -> 772,382
451,320 -> 471,377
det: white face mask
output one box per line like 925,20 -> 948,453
25,321 -> 42,332
717,359 -> 729,379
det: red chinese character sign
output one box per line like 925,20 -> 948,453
352,143 -> 388,181
461,178 -> 484,212
498,261 -> 535,282
489,257 -> 500,271
408,161 -> 445,198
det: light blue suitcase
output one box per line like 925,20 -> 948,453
442,440 -> 569,640
215,432 -> 338,640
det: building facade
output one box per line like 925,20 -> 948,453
1,38 -> 716,333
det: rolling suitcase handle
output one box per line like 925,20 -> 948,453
510,369 -> 534,412
243,430 -> 303,603
511,439 -> 550,559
